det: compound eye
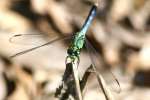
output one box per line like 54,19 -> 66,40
75,51 -> 80,56
67,49 -> 73,55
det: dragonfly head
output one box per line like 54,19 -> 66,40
67,48 -> 80,57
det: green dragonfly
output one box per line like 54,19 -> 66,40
9,3 -> 121,93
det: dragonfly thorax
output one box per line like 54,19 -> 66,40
67,32 -> 85,57
73,32 -> 85,49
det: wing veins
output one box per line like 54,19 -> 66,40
10,36 -> 71,58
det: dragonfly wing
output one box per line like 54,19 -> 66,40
9,34 -> 77,72
9,33 -> 95,78
9,33 -> 54,45
9,33 -> 93,82
10,35 -> 73,58
85,38 -> 121,93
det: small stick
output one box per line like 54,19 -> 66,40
72,62 -> 83,100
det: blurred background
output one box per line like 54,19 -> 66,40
0,0 -> 150,100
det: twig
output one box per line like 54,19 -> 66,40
90,65 -> 115,100
96,74 -> 114,100
55,62 -> 82,100
72,62 -> 83,100
80,65 -> 92,92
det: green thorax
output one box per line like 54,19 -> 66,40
73,32 -> 86,49
67,31 -> 85,57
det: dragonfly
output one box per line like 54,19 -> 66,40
9,3 -> 121,93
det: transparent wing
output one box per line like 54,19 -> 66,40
9,33 -> 52,45
8,33 -> 73,69
8,33 -> 92,75
9,35 -> 71,58
85,38 -> 121,93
